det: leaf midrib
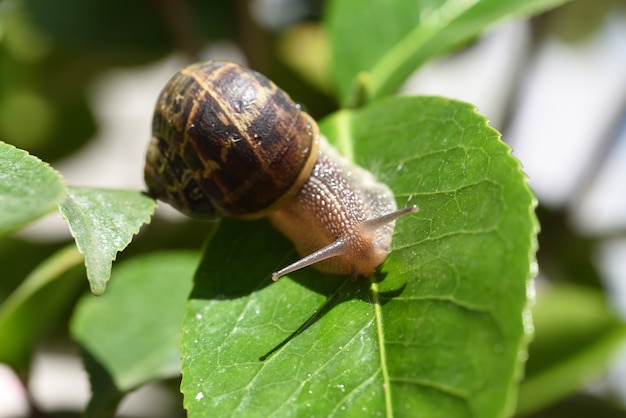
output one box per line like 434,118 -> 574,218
371,281 -> 393,417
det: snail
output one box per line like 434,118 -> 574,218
144,61 -> 417,281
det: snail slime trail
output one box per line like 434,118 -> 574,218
144,60 -> 418,280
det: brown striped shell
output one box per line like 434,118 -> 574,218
144,60 -> 319,219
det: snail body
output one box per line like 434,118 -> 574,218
145,61 -> 417,280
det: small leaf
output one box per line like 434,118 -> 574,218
0,245 -> 84,372
181,96 -> 538,417
58,187 -> 156,295
516,284 -> 626,416
71,251 -> 200,394
0,141 -> 65,234
326,0 -> 573,105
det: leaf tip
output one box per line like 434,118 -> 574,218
89,284 -> 106,296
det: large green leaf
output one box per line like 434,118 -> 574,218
58,187 -> 156,295
0,141 -> 65,234
71,251 -> 200,413
326,0 -> 572,106
180,96 -> 538,417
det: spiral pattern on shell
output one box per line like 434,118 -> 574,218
144,60 -> 319,219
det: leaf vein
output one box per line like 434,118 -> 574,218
389,376 -> 471,403
266,317 -> 377,417
328,368 -> 382,417
371,280 -> 393,417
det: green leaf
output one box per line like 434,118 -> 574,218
516,284 -> 626,416
58,187 -> 156,295
180,96 -> 538,417
326,0 -> 572,106
0,245 -> 84,372
71,251 -> 200,396
0,141 -> 65,234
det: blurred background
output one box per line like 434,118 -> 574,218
0,0 -> 625,416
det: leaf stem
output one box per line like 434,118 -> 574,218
334,110 -> 355,162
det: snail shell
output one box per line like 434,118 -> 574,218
145,60 -> 318,219
144,61 -> 417,280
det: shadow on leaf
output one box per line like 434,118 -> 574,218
189,218 -> 408,359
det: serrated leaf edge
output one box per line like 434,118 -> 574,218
58,187 -> 156,295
